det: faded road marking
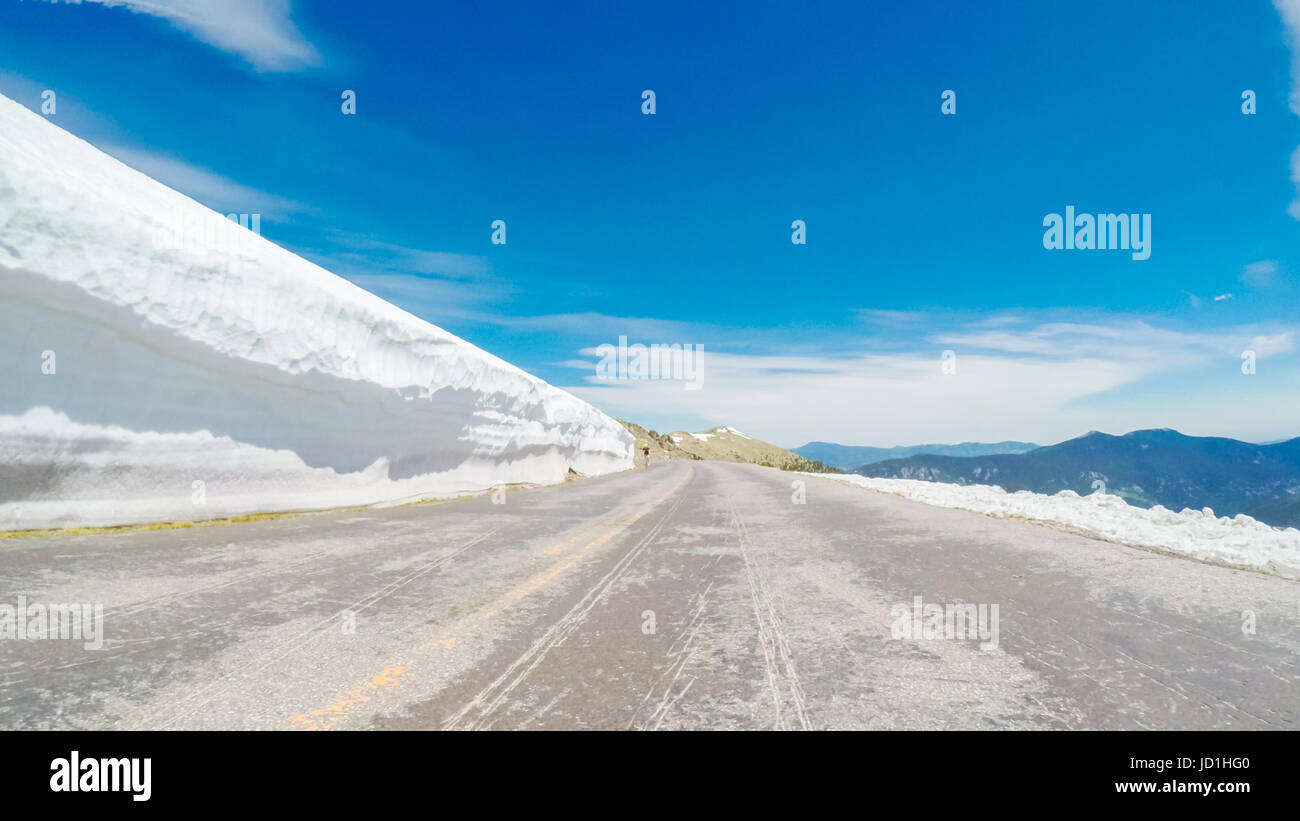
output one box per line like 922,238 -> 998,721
288,468 -> 694,731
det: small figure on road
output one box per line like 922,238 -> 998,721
639,443 -> 651,469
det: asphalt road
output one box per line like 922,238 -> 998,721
1,460 -> 1296,730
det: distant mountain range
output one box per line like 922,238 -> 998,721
793,440 -> 1038,470
854,429 -> 1300,529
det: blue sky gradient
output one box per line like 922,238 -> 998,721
2,0 -> 1298,446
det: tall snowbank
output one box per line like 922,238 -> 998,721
0,94 -> 632,529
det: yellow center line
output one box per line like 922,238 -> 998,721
289,666 -> 406,731
286,470 -> 691,730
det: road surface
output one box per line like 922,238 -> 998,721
1,460 -> 1296,730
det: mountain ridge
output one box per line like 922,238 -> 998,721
855,428 -> 1300,529
794,440 -> 1039,470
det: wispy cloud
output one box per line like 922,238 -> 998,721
559,314 -> 1299,447
853,308 -> 932,327
1279,0 -> 1300,114
47,0 -> 320,71
101,144 -> 311,218
314,232 -> 491,280
1242,259 -> 1280,287
1277,0 -> 1300,217
473,311 -> 720,341
926,318 -> 1279,363
291,231 -> 503,322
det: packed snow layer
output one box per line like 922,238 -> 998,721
0,94 -> 633,529
809,473 -> 1300,577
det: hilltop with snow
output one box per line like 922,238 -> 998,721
620,421 -> 836,471
0,93 -> 633,530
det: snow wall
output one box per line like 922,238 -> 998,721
0,94 -> 634,529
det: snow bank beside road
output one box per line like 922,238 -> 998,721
809,473 -> 1300,577
0,93 -> 633,529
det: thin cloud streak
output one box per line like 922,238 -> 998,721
102,144 -> 311,218
48,0 -> 321,71
560,316 -> 1299,447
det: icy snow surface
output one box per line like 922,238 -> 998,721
0,94 -> 632,528
809,473 -> 1300,577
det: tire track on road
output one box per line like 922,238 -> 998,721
628,571 -> 716,731
729,499 -> 811,730
444,477 -> 692,730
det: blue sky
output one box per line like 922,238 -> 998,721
3,0 -> 1299,447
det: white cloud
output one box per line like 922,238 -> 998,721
50,0 -> 320,71
853,308 -> 931,327
1245,330 -> 1296,355
1279,0 -> 1300,114
931,320 -> 1251,361
559,316 -> 1299,447
1242,259 -> 1280,287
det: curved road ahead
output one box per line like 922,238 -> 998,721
2,461 -> 1296,730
